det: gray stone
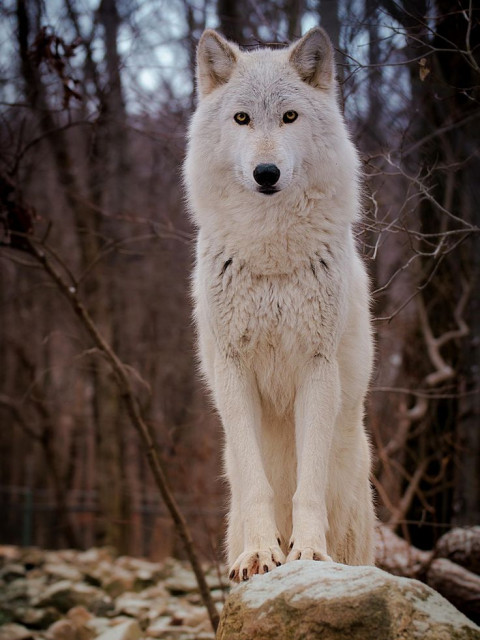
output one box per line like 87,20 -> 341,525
145,599 -> 214,639
25,576 -> 48,599
103,572 -> 136,598
0,563 -> 26,582
0,622 -> 33,640
217,560 -> 480,640
10,605 -> 60,629
43,563 -> 83,583
144,616 -> 203,639
32,580 -> 112,614
138,584 -> 169,601
84,616 -> 110,637
144,617 -> 171,637
95,619 -> 142,640
164,566 -> 199,594
115,555 -> 163,589
168,601 -> 210,629
187,588 -> 227,605
76,548 -> 116,566
65,605 -> 92,627
0,577 -> 30,603
19,548 -> 45,569
45,619 -> 77,640
0,546 -> 22,563
113,592 -> 154,619
83,562 -> 112,588
164,564 -> 225,595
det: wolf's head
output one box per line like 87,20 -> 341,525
185,28 -> 359,227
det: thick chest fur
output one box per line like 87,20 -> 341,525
203,250 -> 346,412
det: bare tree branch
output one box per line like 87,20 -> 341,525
22,234 -> 219,632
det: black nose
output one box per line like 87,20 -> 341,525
253,163 -> 281,187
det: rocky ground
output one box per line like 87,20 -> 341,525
2,532 -> 480,640
0,545 -> 227,640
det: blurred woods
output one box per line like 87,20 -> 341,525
0,0 -> 478,561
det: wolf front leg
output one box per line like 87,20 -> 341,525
214,357 -> 285,581
287,357 -> 340,563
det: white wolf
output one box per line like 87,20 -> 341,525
184,27 -> 375,581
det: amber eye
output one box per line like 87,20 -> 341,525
234,112 -> 250,125
283,110 -> 298,124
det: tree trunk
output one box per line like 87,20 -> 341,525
217,0 -> 243,42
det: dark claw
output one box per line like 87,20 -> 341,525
242,568 -> 248,581
275,560 -> 282,567
263,564 -> 269,573
229,569 -> 236,580
277,537 -> 281,546
297,552 -> 302,560
289,541 -> 294,550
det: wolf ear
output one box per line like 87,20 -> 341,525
196,30 -> 238,98
289,27 -> 335,89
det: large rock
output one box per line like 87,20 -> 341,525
217,560 -> 480,639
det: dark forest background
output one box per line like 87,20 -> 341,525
0,0 -> 478,563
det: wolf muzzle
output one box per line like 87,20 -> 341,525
253,164 -> 281,194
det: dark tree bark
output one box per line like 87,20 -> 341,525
286,0 -> 304,40
415,0 -> 480,536
376,0 -> 480,548
217,0 -> 244,43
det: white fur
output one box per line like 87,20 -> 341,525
184,28 -> 375,581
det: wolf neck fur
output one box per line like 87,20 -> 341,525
204,190 -> 353,275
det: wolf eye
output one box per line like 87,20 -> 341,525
234,112 -> 250,125
283,110 -> 298,124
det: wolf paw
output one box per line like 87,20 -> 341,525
286,541 -> 332,563
229,546 -> 285,582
